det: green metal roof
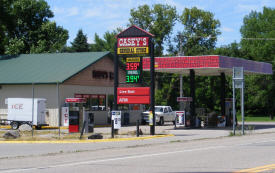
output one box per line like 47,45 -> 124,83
0,52 -> 113,84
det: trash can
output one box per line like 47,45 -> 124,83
124,113 -> 129,124
85,113 -> 94,133
196,117 -> 201,127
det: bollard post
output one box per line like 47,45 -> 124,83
111,120 -> 114,138
80,121 -> 86,139
136,119 -> 139,137
174,115 -> 177,128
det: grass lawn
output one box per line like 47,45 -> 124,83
236,114 -> 275,122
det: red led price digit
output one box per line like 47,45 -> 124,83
126,63 -> 129,70
134,63 -> 138,70
130,63 -> 133,70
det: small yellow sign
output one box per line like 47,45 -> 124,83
117,47 -> 149,55
126,57 -> 140,62
149,111 -> 153,126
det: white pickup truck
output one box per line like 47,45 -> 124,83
141,106 -> 176,125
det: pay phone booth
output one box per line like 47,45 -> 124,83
65,98 -> 86,133
176,97 -> 192,128
225,98 -> 234,126
84,112 -> 94,133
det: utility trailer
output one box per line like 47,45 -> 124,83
5,98 -> 48,130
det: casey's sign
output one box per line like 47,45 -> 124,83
117,37 -> 148,47
117,37 -> 149,55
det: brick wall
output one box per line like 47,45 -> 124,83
64,56 -> 143,87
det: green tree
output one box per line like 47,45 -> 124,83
0,0 -> 13,54
239,7 -> 275,119
0,0 -> 68,54
90,33 -> 105,52
30,21 -> 68,53
176,7 -> 221,56
60,45 -> 72,53
212,41 -> 244,58
4,37 -> 25,55
90,28 -> 123,54
71,29 -> 89,52
128,4 -> 177,56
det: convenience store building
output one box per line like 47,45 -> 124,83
0,52 -> 144,126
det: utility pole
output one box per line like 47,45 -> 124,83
177,35 -> 184,110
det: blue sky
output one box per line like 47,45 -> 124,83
46,0 -> 274,51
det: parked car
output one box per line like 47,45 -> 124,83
141,106 -> 176,125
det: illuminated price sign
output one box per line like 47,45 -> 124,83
126,57 -> 142,83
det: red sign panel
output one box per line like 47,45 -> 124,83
117,37 -> 149,47
117,87 -> 150,96
177,97 -> 193,102
66,98 -> 86,103
74,94 -> 82,98
225,98 -> 234,102
91,95 -> 99,99
117,96 -> 150,104
83,94 -> 90,98
99,95 -> 106,99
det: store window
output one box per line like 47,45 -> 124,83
91,95 -> 106,111
130,104 -> 140,111
74,94 -> 90,111
99,95 -> 106,110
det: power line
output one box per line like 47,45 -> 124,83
179,35 -> 275,40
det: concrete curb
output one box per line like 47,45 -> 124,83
0,134 -> 174,143
1,125 -> 111,129
0,126 -> 69,129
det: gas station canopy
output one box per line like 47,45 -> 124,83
143,55 -> 273,76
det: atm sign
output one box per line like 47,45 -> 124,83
117,96 -> 150,104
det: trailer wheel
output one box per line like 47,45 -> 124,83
11,122 -> 19,130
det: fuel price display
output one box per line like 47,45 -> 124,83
125,57 -> 142,83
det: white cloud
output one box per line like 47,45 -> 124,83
52,6 -> 64,14
106,20 -> 127,31
221,27 -> 234,32
68,7 -> 79,17
234,4 -> 262,14
218,37 -> 225,42
155,0 -> 207,13
51,6 -> 79,17
87,37 -> 94,44
83,8 -> 101,18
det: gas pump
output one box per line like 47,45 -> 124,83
65,98 -> 86,133
176,97 -> 192,127
225,98 -> 234,126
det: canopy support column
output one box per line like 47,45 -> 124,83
190,69 -> 195,126
221,73 -> 225,116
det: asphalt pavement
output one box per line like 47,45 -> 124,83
1,122 -> 275,158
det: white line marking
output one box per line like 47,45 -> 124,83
236,139 -> 275,146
